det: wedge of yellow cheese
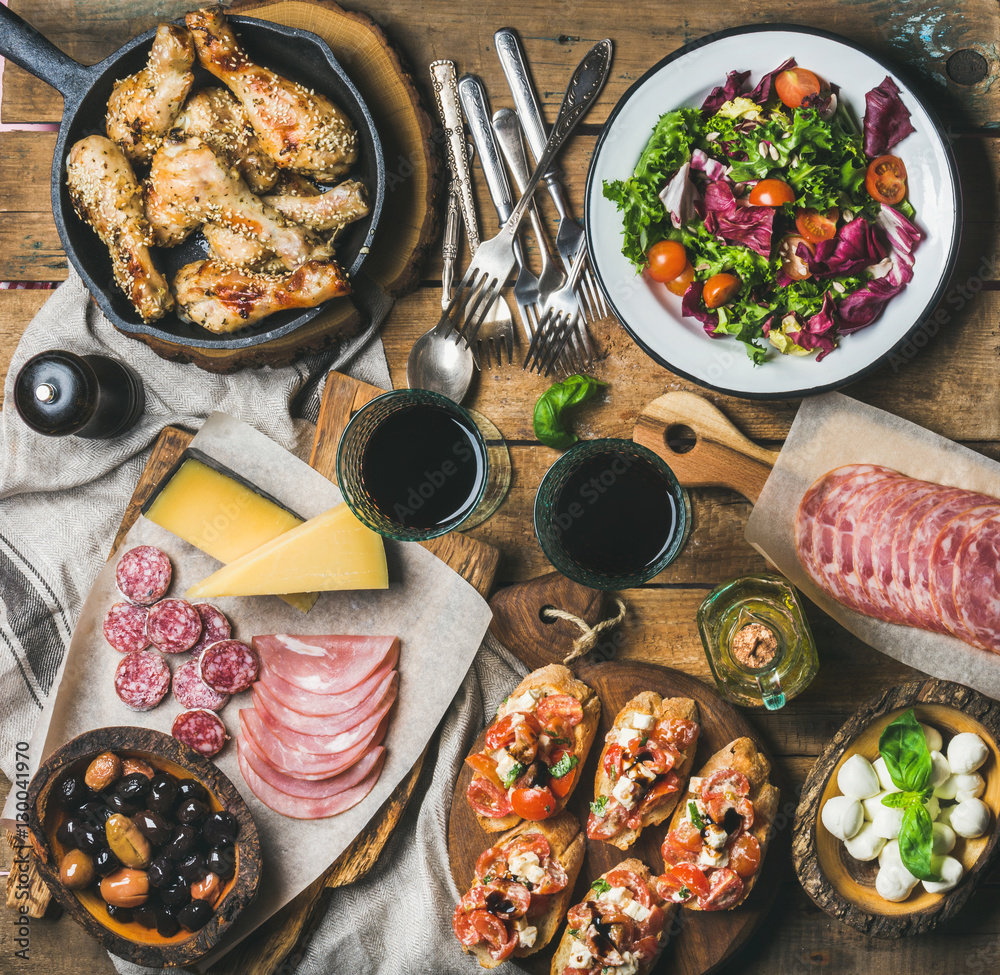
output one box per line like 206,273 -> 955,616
186,503 -> 388,599
145,458 -> 317,612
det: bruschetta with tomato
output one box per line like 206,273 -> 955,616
466,664 -> 601,832
453,812 -> 586,969
586,692 -> 700,850
550,859 -> 671,975
656,737 -> 779,911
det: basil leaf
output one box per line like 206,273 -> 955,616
549,754 -> 578,779
590,795 -> 609,818
879,708 -> 932,792
677,885 -> 691,900
688,801 -> 706,829
881,791 -> 913,809
532,375 -> 608,450
501,761 -> 525,789
899,800 -> 937,882
590,877 -> 612,895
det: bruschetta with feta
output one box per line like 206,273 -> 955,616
453,812 -> 586,968
465,664 -> 601,832
586,692 -> 700,850
657,737 -> 779,911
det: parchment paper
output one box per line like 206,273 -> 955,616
746,392 -> 1000,698
2,412 -> 493,967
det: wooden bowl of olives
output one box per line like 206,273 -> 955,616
25,726 -> 261,967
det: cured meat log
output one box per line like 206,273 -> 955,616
795,464 -> 1000,651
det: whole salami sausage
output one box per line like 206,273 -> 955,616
147,598 -> 202,653
116,546 -> 172,605
114,650 -> 171,712
172,709 -> 228,757
199,640 -> 259,694
188,604 -> 232,658
103,602 -> 150,654
172,658 -> 230,711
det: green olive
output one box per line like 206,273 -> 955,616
59,849 -> 94,890
105,813 -> 152,869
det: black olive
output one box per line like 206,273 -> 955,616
103,792 -> 138,816
74,823 -> 106,854
155,905 -> 180,938
105,902 -> 133,923
134,810 -> 172,847
56,816 -> 81,849
148,774 -> 179,816
115,773 -> 151,802
56,774 -> 90,808
160,881 -> 191,909
206,846 -> 236,880
93,847 -> 122,877
147,854 -> 175,888
133,904 -> 158,929
177,852 -> 207,883
176,798 -> 209,825
177,899 -> 213,932
163,825 -> 198,860
176,779 -> 208,804
202,810 -> 238,846
76,800 -> 110,828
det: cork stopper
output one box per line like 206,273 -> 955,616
731,622 -> 777,669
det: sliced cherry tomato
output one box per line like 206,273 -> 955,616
502,832 -> 551,865
457,885 -> 488,913
567,901 -> 597,932
485,712 -> 542,762
630,742 -> 678,775
536,694 -> 583,730
453,902 -> 484,945
602,742 -> 626,779
636,902 -> 665,941
465,753 -> 503,790
483,879 -> 531,918
665,260 -> 695,297
653,717 -> 699,750
702,272 -> 741,309
795,207 -> 838,244
475,845 -> 507,883
626,772 -> 681,829
662,820 -> 704,865
533,857 -> 569,895
775,67 -> 822,108
730,833 -> 761,879
647,239 -> 688,283
777,233 -> 814,281
510,785 -> 556,821
587,912 -> 636,963
748,178 -> 795,207
471,910 -> 518,961
697,867 -> 745,911
631,934 -> 662,963
701,769 -> 751,803
549,765 -> 577,799
467,776 -> 513,818
866,154 -> 907,205
586,798 -> 628,841
667,862 -> 711,899
606,867 -> 654,909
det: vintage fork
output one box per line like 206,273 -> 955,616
437,40 -> 613,352
524,247 -> 592,376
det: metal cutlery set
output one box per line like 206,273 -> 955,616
419,30 -> 612,386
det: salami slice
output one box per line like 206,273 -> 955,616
114,650 -> 171,712
955,515 -> 1000,653
103,602 -> 150,654
172,658 -> 230,711
116,546 -> 172,605
172,709 -> 229,757
188,604 -> 232,658
199,640 -> 258,694
147,598 -> 202,653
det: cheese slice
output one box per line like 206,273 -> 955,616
186,502 -> 388,598
145,458 -> 317,612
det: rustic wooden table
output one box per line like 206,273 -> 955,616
2,1 -> 999,972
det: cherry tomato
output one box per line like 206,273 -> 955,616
777,234 -> 814,281
475,845 -> 507,882
533,858 -> 569,895
647,239 -> 688,283
866,154 -> 907,205
697,867 -> 745,911
586,798 -> 628,841
457,885 -> 489,913
730,834 -> 761,879
701,769 -> 751,802
665,260 -> 695,297
748,178 -> 795,207
667,862 -> 711,898
602,742 -> 626,779
465,753 -> 503,790
704,791 -> 754,838
630,742 -> 678,775
653,717 -> 699,750
795,207 -> 838,244
549,765 -> 576,799
775,67 -> 822,108
535,694 -> 583,730
471,910 -> 518,961
483,879 -> 532,918
632,934 -> 663,963
664,820 -> 704,856
702,273 -> 741,309
626,773 -> 681,829
606,868 -> 653,911
509,785 -> 556,821
503,832 -> 550,863
485,712 -> 542,762
453,902 -> 484,945
467,776 -> 513,818
567,901 -> 597,932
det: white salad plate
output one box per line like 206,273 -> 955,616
585,24 -> 961,399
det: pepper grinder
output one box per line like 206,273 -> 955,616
14,351 -> 144,439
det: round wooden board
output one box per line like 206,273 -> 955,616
792,678 -> 1000,938
448,661 -> 783,975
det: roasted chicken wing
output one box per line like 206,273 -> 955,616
186,7 -> 358,180
173,258 -> 350,331
67,136 -> 174,321
106,24 -> 196,164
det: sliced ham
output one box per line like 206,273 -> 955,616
258,645 -> 398,715
239,737 -> 385,819
253,670 -> 398,737
251,634 -> 398,694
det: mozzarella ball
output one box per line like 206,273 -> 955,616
933,774 -> 959,801
876,862 -> 919,902
954,772 -> 985,802
844,821 -> 886,861
862,791 -> 888,821
838,754 -> 881,799
821,795 -> 864,841
922,855 -> 964,894
872,803 -> 904,840
931,821 -> 956,856
929,751 -> 951,789
950,798 -> 991,838
923,795 -> 941,821
873,756 -> 901,793
947,733 -> 989,775
921,723 -> 943,753
878,838 -> 902,868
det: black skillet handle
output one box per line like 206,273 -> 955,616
0,5 -> 89,98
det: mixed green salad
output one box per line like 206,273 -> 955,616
604,60 -> 922,363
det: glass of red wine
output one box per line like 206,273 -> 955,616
337,389 -> 495,541
533,438 -> 691,589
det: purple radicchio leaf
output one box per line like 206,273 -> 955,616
689,147 -> 729,182
681,281 -> 720,333
863,76 -> 916,157
807,217 -> 889,278
801,82 -> 840,121
703,180 -> 775,257
701,69 -> 751,114
749,58 -> 796,104
789,292 -> 840,360
659,160 -> 698,229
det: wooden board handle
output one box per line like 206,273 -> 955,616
633,391 -> 779,504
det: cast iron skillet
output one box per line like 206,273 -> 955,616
0,7 -> 386,350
